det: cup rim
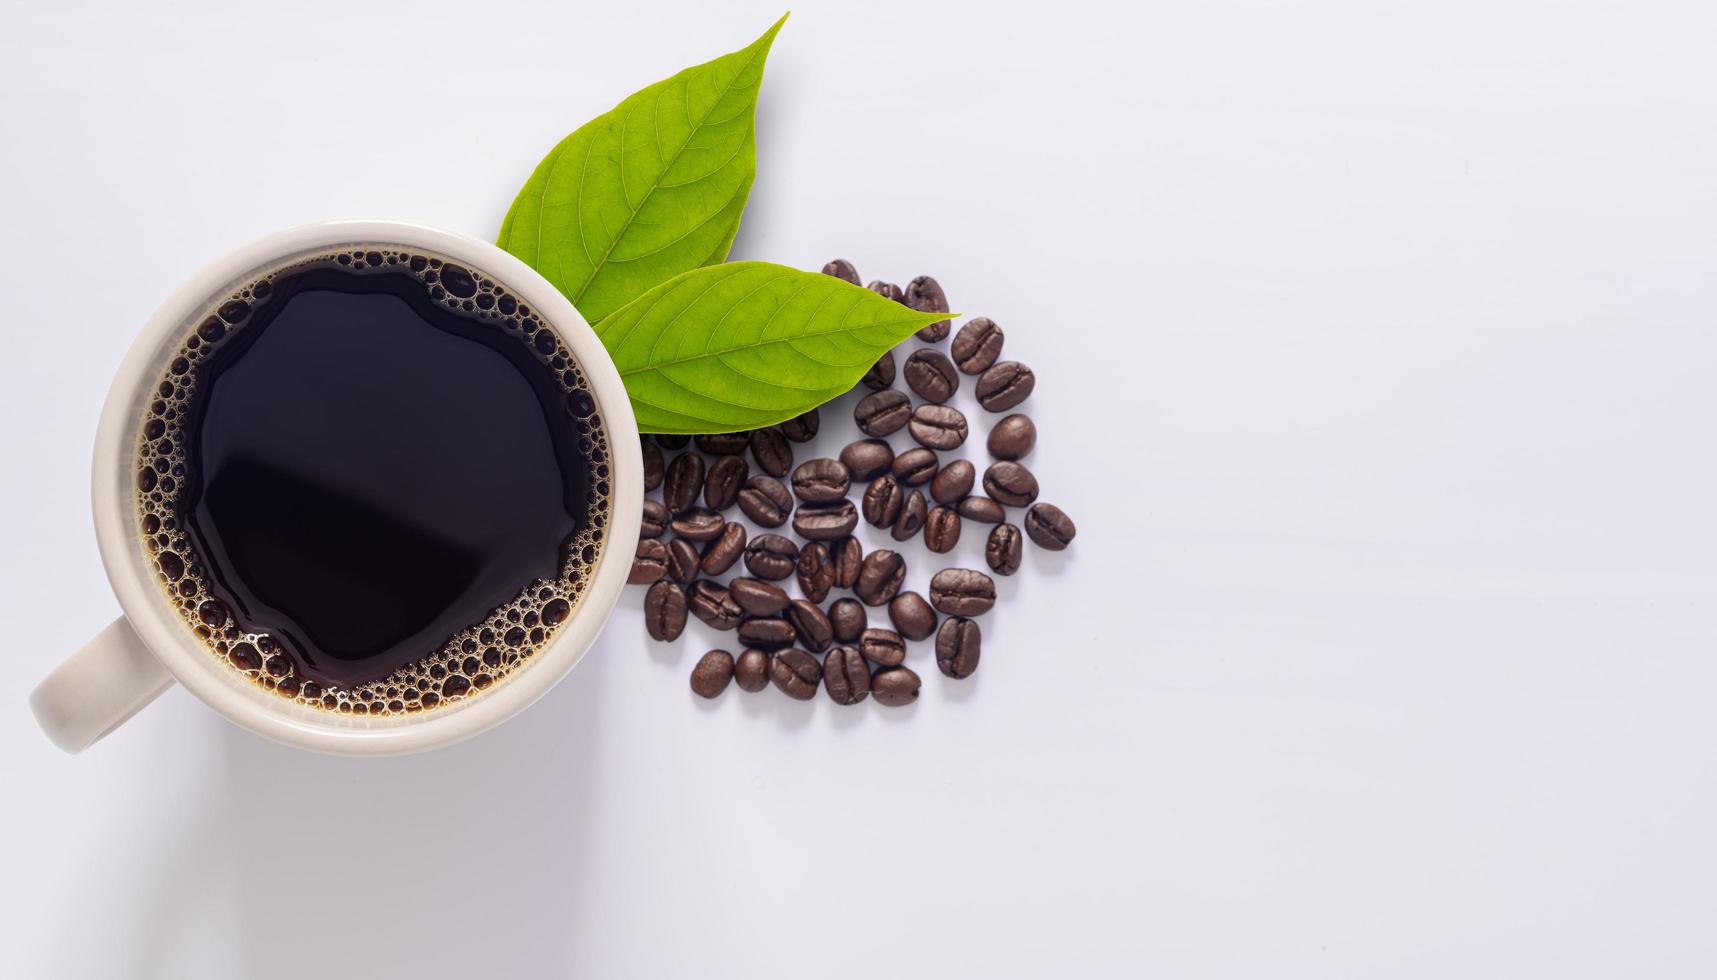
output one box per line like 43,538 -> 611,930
93,219 -> 643,756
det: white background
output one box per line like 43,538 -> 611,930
4,0 -> 1716,976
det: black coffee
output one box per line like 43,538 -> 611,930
136,247 -> 611,715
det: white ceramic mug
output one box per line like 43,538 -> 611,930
29,220 -> 642,756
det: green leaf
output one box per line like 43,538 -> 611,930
498,15 -> 786,323
597,262 -> 953,433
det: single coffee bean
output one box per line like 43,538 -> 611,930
704,454 -> 749,511
791,458 -> 851,503
891,489 -> 927,542
871,665 -> 921,706
860,350 -> 896,391
832,535 -> 863,588
690,649 -> 734,698
854,389 -> 911,437
957,495 -> 1006,524
840,439 -> 895,480
904,275 -> 950,342
855,549 -> 907,606
779,408 -> 819,443
770,649 -> 822,700
700,522 -> 747,575
642,439 -> 664,491
929,568 -> 997,616
867,280 -> 905,303
667,538 -> 701,584
950,317 -> 1004,374
888,591 -> 938,641
734,648 -> 771,692
1024,502 -> 1077,551
976,361 -> 1035,412
904,349 -> 959,403
891,447 -> 939,486
644,581 -> 687,641
862,474 -> 904,528
983,461 -> 1039,507
688,580 -> 742,630
788,599 -> 834,653
670,507 -> 726,543
986,413 -> 1035,460
663,452 -> 705,512
823,646 -> 871,705
930,460 -> 975,504
908,404 -> 967,450
796,541 -> 834,603
744,534 -> 799,580
749,427 -> 793,478
829,598 -> 868,642
696,432 -> 751,455
630,538 -> 670,584
656,433 -> 690,450
730,577 -> 791,616
737,475 -> 793,527
738,616 -> 798,648
986,523 -> 1023,576
821,258 -> 860,285
859,627 -> 907,667
924,506 -> 961,553
935,617 -> 981,679
641,498 -> 670,538
793,500 -> 858,541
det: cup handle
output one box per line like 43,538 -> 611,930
31,617 -> 175,753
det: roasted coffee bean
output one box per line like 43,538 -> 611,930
840,439 -> 895,480
957,495 -> 1006,524
738,616 -> 798,648
976,361 -> 1035,412
670,507 -> 726,542
690,649 -> 734,698
734,648 -> 771,692
641,498 -> 670,538
663,452 -> 705,512
935,617 -> 981,679
929,568 -> 997,616
793,500 -> 858,541
888,591 -> 938,641
796,541 -> 834,603
656,433 -> 691,450
696,432 -> 751,455
904,349 -> 959,403
1024,502 -> 1077,550
644,581 -> 687,641
891,489 -> 927,542
791,458 -> 851,503
642,439 -> 664,491
868,280 -> 905,303
924,506 -> 961,553
749,427 -> 793,478
904,275 -> 950,342
688,581 -> 742,630
855,549 -> 907,606
823,646 -> 871,705
788,599 -> 834,653
862,474 -> 904,527
667,538 -> 702,583
832,536 -> 863,588
986,523 -> 1023,576
891,447 -> 939,486
860,351 -> 896,391
737,476 -> 793,527
829,598 -> 868,643
821,258 -> 860,285
951,317 -> 1004,374
744,534 -> 799,580
700,522 -> 747,575
854,389 -> 911,437
630,539 -> 669,584
930,460 -> 975,504
871,666 -> 921,706
704,454 -> 749,510
859,628 -> 907,667
908,404 -> 967,450
983,461 -> 1039,506
779,408 -> 820,443
770,649 -> 822,700
987,413 -> 1035,460
730,577 -> 791,616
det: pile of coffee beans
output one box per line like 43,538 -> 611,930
628,260 -> 1076,707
